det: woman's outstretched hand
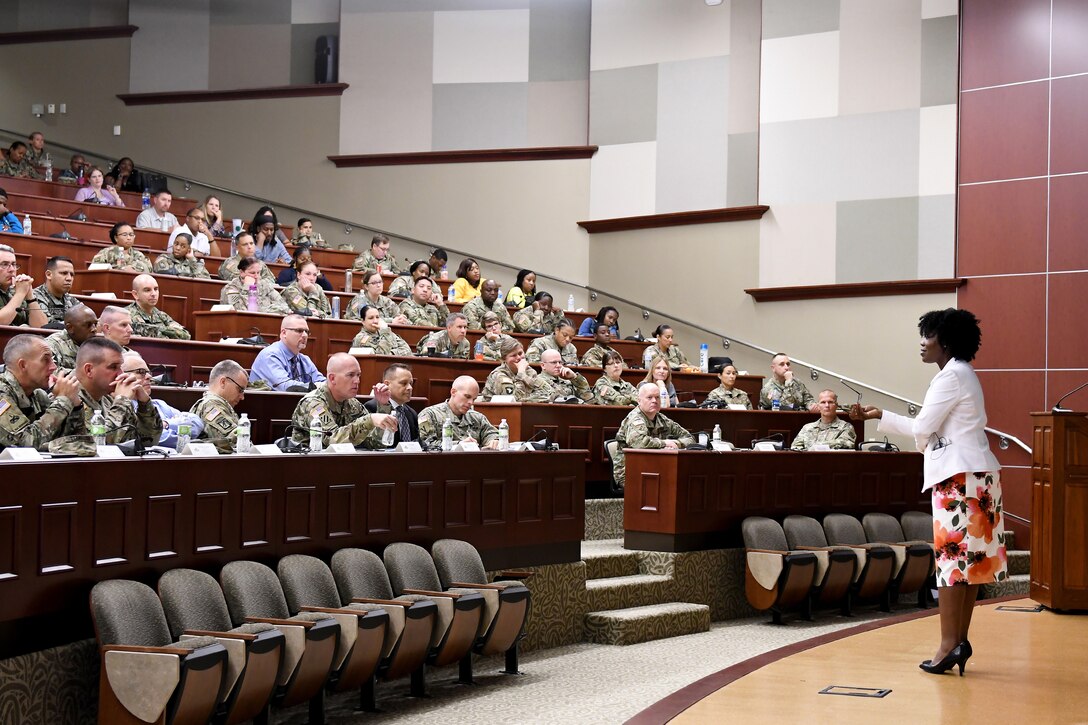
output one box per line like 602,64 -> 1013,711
850,404 -> 882,421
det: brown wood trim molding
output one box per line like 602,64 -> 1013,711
117,83 -> 349,106
328,146 -> 598,167
577,205 -> 770,234
746,277 -> 966,303
0,25 -> 138,45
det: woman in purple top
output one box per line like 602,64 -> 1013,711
74,167 -> 125,207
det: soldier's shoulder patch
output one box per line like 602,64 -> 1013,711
0,399 -> 9,416
206,407 -> 221,421
0,400 -> 29,435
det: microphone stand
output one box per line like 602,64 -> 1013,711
1053,381 -> 1088,413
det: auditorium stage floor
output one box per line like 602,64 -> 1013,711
638,598 -> 1086,724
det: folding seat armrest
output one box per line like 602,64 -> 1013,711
101,644 -> 194,656
450,581 -> 505,590
796,545 -> 829,551
402,588 -> 463,598
300,605 -> 387,617
746,547 -> 788,556
352,597 -> 411,607
244,616 -> 316,629
496,570 -> 533,581
183,629 -> 258,640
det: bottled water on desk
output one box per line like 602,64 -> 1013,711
442,419 -> 454,451
712,424 -> 721,442
309,412 -> 323,452
567,294 -> 575,311
22,215 -> 31,236
770,389 -> 781,411
176,423 -> 191,453
43,154 -> 52,182
474,340 -> 484,360
247,283 -> 258,312
498,419 -> 509,451
448,285 -> 455,302
141,189 -> 150,210
236,414 -> 251,453
658,380 -> 668,408
699,344 -> 709,373
90,411 -> 106,447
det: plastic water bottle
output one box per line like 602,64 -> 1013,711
43,154 -> 52,182
496,289 -> 504,305
712,424 -> 721,442
331,297 -> 341,319
90,410 -> 107,447
567,294 -> 575,311
441,419 -> 454,451
474,339 -> 484,360
448,285 -> 455,302
498,419 -> 509,451
699,344 -> 709,373
22,215 -> 31,236
658,380 -> 668,408
381,423 -> 395,448
771,389 -> 781,411
246,283 -> 258,312
236,414 -> 251,453
309,411 -> 323,452
141,188 -> 150,210
176,423 -> 191,453
643,346 -> 654,368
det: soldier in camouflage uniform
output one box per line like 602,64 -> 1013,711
218,232 -> 277,283
92,224 -> 153,273
612,382 -> 695,489
580,325 -> 623,368
0,243 -> 47,327
642,325 -> 690,370
289,354 -> 397,446
190,360 -> 250,443
351,234 -> 403,275
45,306 -> 98,371
479,338 -> 525,401
281,263 -> 331,318
386,260 -> 432,299
462,280 -> 514,331
594,350 -> 638,406
351,306 -> 413,355
516,349 -> 595,404
25,133 -> 46,166
759,353 -> 817,411
790,390 -> 856,450
0,335 -> 82,450
416,313 -> 470,358
1,142 -> 43,179
398,277 -> 449,327
417,376 -> 498,450
127,275 -> 191,340
526,320 -> 579,365
705,364 -> 752,409
479,313 -> 515,361
345,270 -> 405,322
512,293 -> 563,333
221,259 -> 292,315
31,256 -> 81,325
153,234 -> 211,279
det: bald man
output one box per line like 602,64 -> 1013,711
249,314 -> 327,391
417,375 -> 499,450
612,382 -> 694,490
126,274 -> 191,339
121,350 -> 203,448
0,334 -> 82,450
98,305 -> 134,349
45,305 -> 98,370
289,352 -> 397,447
515,348 -> 594,404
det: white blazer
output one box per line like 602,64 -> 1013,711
878,358 -> 1000,491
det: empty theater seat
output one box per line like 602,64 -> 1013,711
740,517 -> 818,624
863,512 -> 936,608
782,514 -> 858,616
822,513 -> 898,612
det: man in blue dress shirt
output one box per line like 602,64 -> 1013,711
249,314 -> 327,391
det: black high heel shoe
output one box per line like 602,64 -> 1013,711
919,643 -> 970,676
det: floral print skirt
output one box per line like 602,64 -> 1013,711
931,471 -> 1007,587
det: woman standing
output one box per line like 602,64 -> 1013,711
852,308 -> 1005,676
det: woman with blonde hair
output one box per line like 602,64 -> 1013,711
642,355 -> 678,407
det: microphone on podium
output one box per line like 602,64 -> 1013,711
1052,381 -> 1088,413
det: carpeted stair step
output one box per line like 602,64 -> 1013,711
584,602 -> 711,646
586,573 -> 673,611
585,499 -> 625,541
1007,549 -> 1031,577
582,540 -> 640,580
980,573 -> 1030,600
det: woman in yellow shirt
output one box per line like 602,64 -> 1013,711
452,257 -> 483,303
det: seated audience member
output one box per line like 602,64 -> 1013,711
759,352 -> 817,411
642,324 -> 690,370
526,319 -> 579,365
417,376 -> 498,450
221,257 -> 292,315
250,314 -> 327,391
580,324 -> 622,368
0,243 -> 48,327
135,189 -> 178,232
54,337 -> 161,450
58,154 -> 87,184
166,207 -> 216,258
46,305 -> 98,370
32,256 -> 81,326
346,270 -> 406,322
594,350 -> 639,406
250,207 -> 291,264
512,291 -> 562,333
105,157 -> 144,193
451,258 -> 482,303
91,223 -> 153,273
352,233 -> 402,274
289,353 -> 397,446
126,274 -> 191,340
282,262 -> 332,318
153,233 -> 211,279
121,351 -> 203,448
416,312 -> 470,358
479,312 -> 516,361
705,362 -> 752,409
202,195 -> 229,238
98,305 -> 134,349
74,167 -> 125,207
517,349 -> 594,404
277,245 -> 333,291
0,187 -> 24,233
505,269 -> 536,310
398,276 -> 450,327
219,232 -> 276,283
578,306 -> 620,338
292,217 -> 326,248
190,359 -> 249,443
462,279 -> 513,331
428,248 -> 448,279
387,260 -> 431,298
642,355 -> 678,408
25,131 -> 46,165
1,141 -> 42,179
350,305 -> 413,355
480,338 -> 526,401
612,382 -> 695,490
363,362 -> 419,448
791,390 -> 856,450
0,334 -> 82,451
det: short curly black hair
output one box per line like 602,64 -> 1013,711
918,308 -> 982,362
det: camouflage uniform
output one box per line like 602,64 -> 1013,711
293,234 -> 326,249
282,282 -> 331,318
55,387 -> 162,450
759,378 -> 815,411
525,335 -> 578,365
0,283 -> 30,326
153,254 -> 211,279
0,157 -> 42,179
386,275 -> 413,299
643,344 -> 689,370
461,297 -> 514,331
480,333 -> 516,362
25,147 -> 45,166
31,286 -> 81,325
398,298 -> 449,327
515,368 -> 595,404
580,344 -> 623,369
0,370 -> 77,450
512,306 -> 563,334
790,418 -> 856,450
417,401 -> 498,451
290,384 -> 376,447
594,376 -> 639,406
480,364 -> 518,401
351,250 -> 402,275
351,327 -> 413,356
218,255 -> 277,284
613,408 -> 694,489
45,330 -> 80,370
705,385 -> 752,409
221,277 -> 292,315
126,303 -> 191,340
415,330 -> 470,359
189,391 -> 239,441
90,246 -> 153,274
345,292 -> 399,322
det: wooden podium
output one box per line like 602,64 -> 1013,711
1030,412 -> 1088,610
